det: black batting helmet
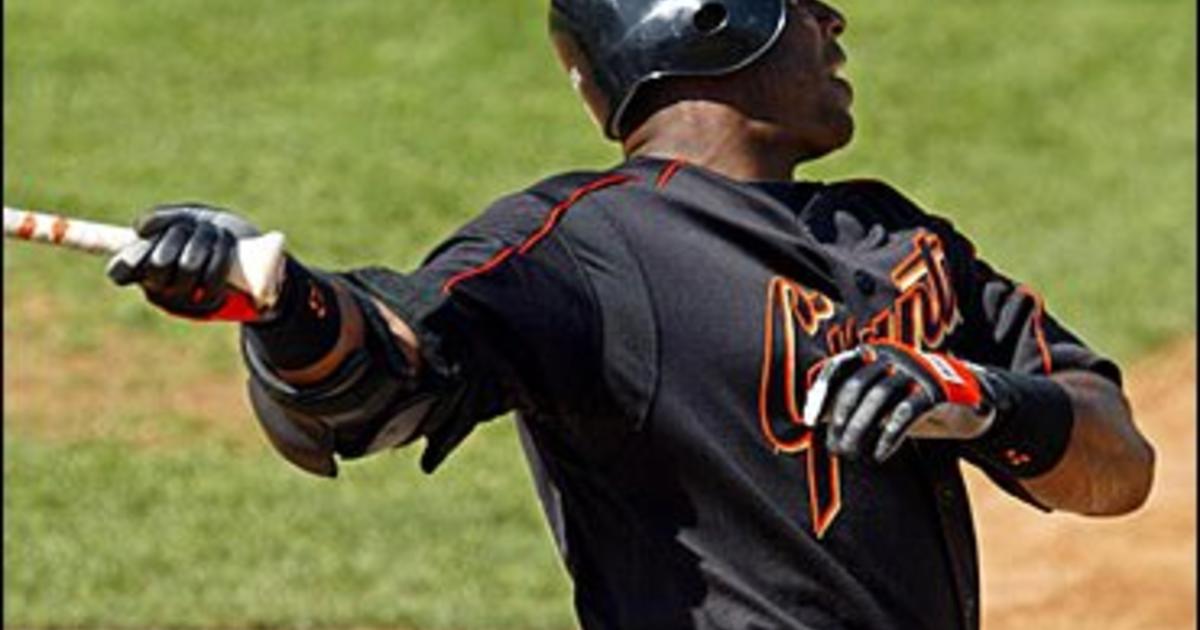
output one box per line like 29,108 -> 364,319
549,0 -> 789,139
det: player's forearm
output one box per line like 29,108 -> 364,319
244,258 -> 420,385
244,257 -> 365,384
1017,370 -> 1155,516
240,259 -> 433,476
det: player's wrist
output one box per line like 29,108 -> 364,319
244,256 -> 345,371
965,369 -> 1074,478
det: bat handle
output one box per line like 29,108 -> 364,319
4,205 -> 287,309
228,231 -> 287,309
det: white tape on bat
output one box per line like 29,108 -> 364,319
3,206 -> 286,308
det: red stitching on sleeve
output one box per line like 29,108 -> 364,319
518,173 -> 633,255
441,246 -> 517,294
655,158 -> 686,189
441,173 -> 635,294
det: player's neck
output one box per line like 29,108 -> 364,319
622,102 -> 799,182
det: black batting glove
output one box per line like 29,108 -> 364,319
803,341 -> 997,463
106,203 -> 264,321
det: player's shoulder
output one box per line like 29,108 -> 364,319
464,161 -> 666,251
440,162 -> 650,275
521,160 -> 666,206
477,163 -> 645,221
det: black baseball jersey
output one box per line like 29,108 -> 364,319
347,157 -> 1120,630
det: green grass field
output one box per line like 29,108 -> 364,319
4,1 -> 1195,628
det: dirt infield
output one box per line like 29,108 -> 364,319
965,338 -> 1196,629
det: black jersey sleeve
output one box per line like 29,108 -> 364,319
346,188 -> 611,472
958,256 -> 1122,385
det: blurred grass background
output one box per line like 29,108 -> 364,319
3,0 -> 1194,628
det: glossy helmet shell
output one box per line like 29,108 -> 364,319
549,0 -> 789,138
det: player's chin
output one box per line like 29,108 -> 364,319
797,112 -> 855,162
827,110 -> 855,149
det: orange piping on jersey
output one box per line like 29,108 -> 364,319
892,288 -> 920,346
782,285 -> 805,428
518,173 -> 634,254
810,451 -> 841,539
797,286 -> 835,335
759,278 -> 810,453
1017,285 -> 1054,374
655,158 -> 686,189
891,233 -> 951,293
888,231 -> 960,351
442,173 -> 635,293
862,308 -> 892,344
758,276 -> 844,537
441,246 -> 518,294
825,316 -> 857,355
760,277 -> 838,451
757,278 -> 780,447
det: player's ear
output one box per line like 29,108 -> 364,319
549,26 -> 613,138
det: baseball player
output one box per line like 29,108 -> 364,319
106,0 -> 1155,628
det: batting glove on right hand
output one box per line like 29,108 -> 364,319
107,203 -> 265,321
803,341 -> 997,463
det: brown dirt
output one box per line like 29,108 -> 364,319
965,338 -> 1196,630
3,292 -> 257,450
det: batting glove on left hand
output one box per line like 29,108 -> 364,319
106,203 -> 264,321
803,341 -> 997,463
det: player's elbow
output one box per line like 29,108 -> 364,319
1033,413 -> 1157,517
1086,435 -> 1156,517
1126,440 -> 1157,512
1055,374 -> 1156,516
1109,436 -> 1156,515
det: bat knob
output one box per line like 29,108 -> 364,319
231,231 -> 287,309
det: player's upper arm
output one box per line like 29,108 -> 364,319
346,184 -> 632,469
247,173 -> 650,475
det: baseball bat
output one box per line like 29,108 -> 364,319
3,206 -> 286,308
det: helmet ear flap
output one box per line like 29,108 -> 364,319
549,0 -> 789,140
